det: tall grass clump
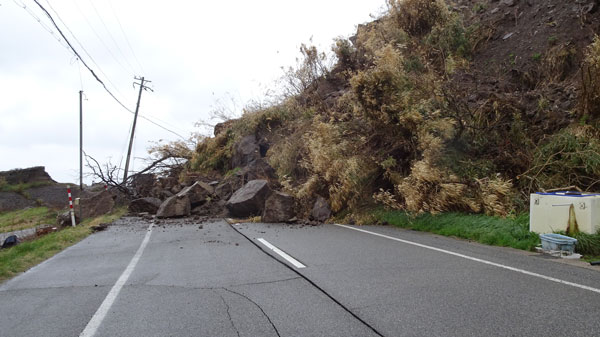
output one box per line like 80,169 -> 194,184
376,210 -> 539,251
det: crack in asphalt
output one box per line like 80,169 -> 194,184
227,221 -> 386,337
222,287 -> 281,337
215,289 -> 241,337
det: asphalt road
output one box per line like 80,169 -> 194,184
1,217 -> 600,337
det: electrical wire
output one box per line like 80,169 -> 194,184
32,0 -> 135,113
107,0 -> 145,74
86,0 -> 136,74
29,0 -> 187,142
41,0 -> 129,102
12,0 -> 71,52
73,0 -> 132,75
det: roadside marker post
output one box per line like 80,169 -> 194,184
67,185 -> 76,227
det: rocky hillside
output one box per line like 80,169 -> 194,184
175,0 -> 600,220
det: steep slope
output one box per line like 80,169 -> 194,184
185,0 -> 600,218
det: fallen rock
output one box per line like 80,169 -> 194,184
500,0 -> 516,6
129,197 -> 163,214
242,159 -> 276,181
131,173 -> 155,197
156,195 -> 191,218
311,196 -> 331,222
226,180 -> 271,217
262,191 -> 295,223
57,211 -> 79,227
177,181 -> 214,207
77,190 -> 115,219
232,135 -> 260,168
91,223 -> 109,232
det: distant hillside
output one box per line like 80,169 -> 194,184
181,0 -> 600,218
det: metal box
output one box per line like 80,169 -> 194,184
530,192 -> 600,234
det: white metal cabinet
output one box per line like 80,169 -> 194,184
529,192 -> 600,234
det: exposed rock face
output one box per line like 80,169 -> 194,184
156,195 -> 191,218
27,185 -> 81,209
0,192 -> 36,212
77,190 -> 115,219
177,181 -> 214,208
242,159 -> 276,181
311,196 -> 331,222
0,166 -> 55,185
129,197 -> 163,214
262,191 -> 295,223
226,180 -> 271,217
231,135 -> 260,168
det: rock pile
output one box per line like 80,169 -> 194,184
126,135 -> 332,224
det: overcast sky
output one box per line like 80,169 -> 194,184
0,0 -> 386,183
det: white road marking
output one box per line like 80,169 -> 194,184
79,224 -> 154,337
334,224 -> 600,295
257,238 -> 306,269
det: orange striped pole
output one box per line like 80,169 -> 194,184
67,185 -> 76,227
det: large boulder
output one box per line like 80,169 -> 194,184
226,180 -> 271,217
0,192 -> 36,212
156,195 -> 191,218
77,190 -> 115,219
129,197 -> 163,214
311,196 -> 331,222
131,174 -> 155,197
262,191 -> 295,223
177,181 -> 214,207
231,135 -> 260,168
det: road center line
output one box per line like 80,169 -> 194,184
334,224 -> 600,295
257,238 -> 306,269
79,224 -> 154,337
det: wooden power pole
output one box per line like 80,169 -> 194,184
123,76 -> 152,184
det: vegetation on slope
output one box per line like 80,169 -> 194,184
0,207 -> 58,233
183,0 -> 600,219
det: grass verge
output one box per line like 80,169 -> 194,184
373,210 -> 540,251
0,181 -> 53,193
0,207 -> 58,233
0,207 -> 126,283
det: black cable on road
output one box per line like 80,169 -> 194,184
226,220 -> 386,337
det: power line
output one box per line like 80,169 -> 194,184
73,0 -> 133,75
29,0 -> 187,142
86,0 -> 136,74
32,0 -> 135,113
107,0 -> 145,74
12,0 -> 71,52
41,0 -> 128,102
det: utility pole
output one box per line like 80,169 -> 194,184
79,90 -> 83,191
123,76 -> 152,184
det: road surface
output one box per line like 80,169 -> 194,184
1,217 -> 599,336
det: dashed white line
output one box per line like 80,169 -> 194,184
334,224 -> 600,295
257,238 -> 306,269
79,224 -> 154,337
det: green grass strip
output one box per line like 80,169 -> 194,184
0,207 -> 58,233
374,210 -> 540,251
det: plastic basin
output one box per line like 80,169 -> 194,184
539,233 -> 577,253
